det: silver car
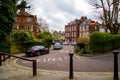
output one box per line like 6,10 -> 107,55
53,42 -> 63,50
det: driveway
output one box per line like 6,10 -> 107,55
16,45 -> 120,72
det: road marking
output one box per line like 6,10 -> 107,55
59,57 -> 62,61
42,58 -> 47,62
22,56 -> 69,63
37,59 -> 41,63
47,58 -> 55,62
43,57 -> 68,62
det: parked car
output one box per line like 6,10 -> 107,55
53,42 -> 63,50
71,41 -> 77,46
25,45 -> 49,57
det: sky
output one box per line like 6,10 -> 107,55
27,0 -> 96,32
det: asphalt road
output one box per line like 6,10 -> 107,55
16,45 -> 120,72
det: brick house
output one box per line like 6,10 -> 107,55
14,8 -> 40,37
65,19 -> 79,43
65,16 -> 99,43
79,16 -> 99,37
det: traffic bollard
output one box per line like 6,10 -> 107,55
113,50 -> 119,80
69,52 -> 74,79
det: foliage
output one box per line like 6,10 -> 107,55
11,30 -> 35,53
90,0 -> 120,34
0,0 -> 17,42
77,37 -> 89,43
34,38 -> 42,45
17,0 -> 30,9
11,30 -> 33,44
37,31 -> 53,48
90,32 -> 120,53
74,45 -> 81,53
0,0 -> 17,52
10,43 -> 20,54
0,42 -> 11,52
90,31 -> 106,44
74,45 -> 92,56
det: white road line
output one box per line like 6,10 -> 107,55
37,59 -> 41,62
42,58 -> 47,62
47,58 -> 55,62
59,57 -> 62,61
34,56 -> 69,63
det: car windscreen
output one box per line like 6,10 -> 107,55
54,43 -> 60,46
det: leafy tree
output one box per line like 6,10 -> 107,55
0,0 -> 17,52
17,0 -> 30,9
90,0 -> 120,34
37,31 -> 53,48
0,0 -> 17,42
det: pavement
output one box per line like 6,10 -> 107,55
0,57 -> 120,80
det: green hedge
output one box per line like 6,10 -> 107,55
90,32 -> 120,53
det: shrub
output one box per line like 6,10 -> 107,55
0,41 -> 11,52
10,43 -> 20,54
90,32 -> 108,52
74,45 -> 81,53
77,37 -> 89,44
90,32 -> 120,53
11,30 -> 35,53
37,31 -> 53,48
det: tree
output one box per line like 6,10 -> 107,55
17,0 -> 30,9
37,31 -> 53,48
90,0 -> 120,34
38,18 -> 49,32
0,0 -> 17,42
0,0 -> 17,52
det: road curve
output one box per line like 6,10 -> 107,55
16,45 -> 120,72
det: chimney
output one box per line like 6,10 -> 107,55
20,8 -> 25,14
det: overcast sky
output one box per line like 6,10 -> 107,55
27,0 -> 96,32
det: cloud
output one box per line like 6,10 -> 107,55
27,0 -> 94,31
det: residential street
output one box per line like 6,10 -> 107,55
1,45 -> 120,80
16,45 -> 120,72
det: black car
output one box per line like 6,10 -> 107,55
25,46 -> 49,57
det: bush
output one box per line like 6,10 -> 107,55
11,30 -> 35,53
90,32 -> 110,52
10,43 -> 20,54
0,41 -> 11,52
37,31 -> 53,48
74,45 -> 81,53
77,37 -> 89,44
90,32 -> 120,53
